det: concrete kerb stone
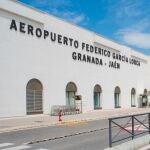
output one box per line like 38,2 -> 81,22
0,119 -> 97,134
0,117 -> 106,134
104,135 -> 150,150
138,144 -> 150,150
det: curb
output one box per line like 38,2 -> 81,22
0,117 -> 106,134
0,110 -> 150,134
105,135 -> 150,150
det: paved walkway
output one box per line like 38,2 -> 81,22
0,108 -> 150,133
138,145 -> 150,150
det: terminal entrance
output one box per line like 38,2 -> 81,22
139,89 -> 149,107
66,82 -> 77,106
26,79 -> 43,115
66,82 -> 82,113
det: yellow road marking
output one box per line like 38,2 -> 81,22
58,121 -> 88,127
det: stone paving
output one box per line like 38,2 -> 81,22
138,145 -> 150,150
0,108 -> 150,133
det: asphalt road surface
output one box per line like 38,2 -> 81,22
0,117 -> 148,150
0,119 -> 109,150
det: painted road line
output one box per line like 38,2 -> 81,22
28,127 -> 107,145
1,145 -> 31,150
59,121 -> 88,127
36,149 -> 51,150
0,143 -> 14,148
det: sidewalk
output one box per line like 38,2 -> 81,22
138,145 -> 150,150
0,108 -> 150,133
105,134 -> 150,150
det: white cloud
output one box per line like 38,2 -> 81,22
63,13 -> 86,24
71,14 -> 85,24
29,0 -> 88,25
29,0 -> 71,8
120,31 -> 150,49
117,19 -> 150,34
116,1 -> 141,18
116,18 -> 150,50
49,8 -> 87,25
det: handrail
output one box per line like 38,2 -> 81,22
108,112 -> 150,147
109,112 -> 150,120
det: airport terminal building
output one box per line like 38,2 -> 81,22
0,0 -> 150,118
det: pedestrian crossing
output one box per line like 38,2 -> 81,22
0,143 -> 50,150
0,145 -> 30,150
0,143 -> 14,148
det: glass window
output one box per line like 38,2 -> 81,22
94,84 -> 102,109
131,88 -> 136,107
114,86 -> 121,108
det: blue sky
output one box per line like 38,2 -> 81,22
18,0 -> 150,55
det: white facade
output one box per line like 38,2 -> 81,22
0,0 -> 150,117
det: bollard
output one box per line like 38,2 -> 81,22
58,110 -> 62,122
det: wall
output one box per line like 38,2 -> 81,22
0,0 -> 149,117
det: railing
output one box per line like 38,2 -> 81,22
109,113 -> 150,147
51,105 -> 81,116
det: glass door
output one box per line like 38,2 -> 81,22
66,91 -> 75,106
115,93 -> 119,108
94,92 -> 100,109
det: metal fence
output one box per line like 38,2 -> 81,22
51,105 -> 81,116
109,113 -> 150,147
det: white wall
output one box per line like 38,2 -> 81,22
0,0 -> 149,117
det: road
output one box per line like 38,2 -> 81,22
0,119 -> 109,150
0,117 -> 147,150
